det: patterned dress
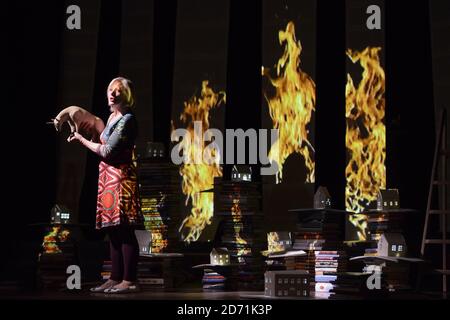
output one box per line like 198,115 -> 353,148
96,112 -> 143,229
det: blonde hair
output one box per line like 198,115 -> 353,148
107,77 -> 135,108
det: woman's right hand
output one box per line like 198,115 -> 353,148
67,132 -> 83,143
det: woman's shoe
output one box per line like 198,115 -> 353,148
90,280 -> 119,293
104,284 -> 140,294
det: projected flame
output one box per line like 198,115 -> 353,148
267,232 -> 284,253
345,47 -> 386,240
173,81 -> 226,243
264,21 -> 316,183
231,196 -> 250,257
145,197 -> 168,253
42,226 -> 70,254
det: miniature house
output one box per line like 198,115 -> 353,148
50,204 -> 71,224
376,189 -> 400,210
145,142 -> 165,158
135,230 -> 153,255
210,247 -> 230,266
231,165 -> 252,182
267,232 -> 292,253
314,186 -> 331,209
264,270 -> 310,297
377,233 -> 407,257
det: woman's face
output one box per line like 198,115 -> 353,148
107,81 -> 125,108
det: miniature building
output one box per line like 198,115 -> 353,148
210,247 -> 230,266
145,142 -> 165,158
376,189 -> 400,210
231,165 -> 252,182
377,233 -> 407,257
50,204 -> 71,224
314,186 -> 331,209
267,232 -> 292,253
264,270 -> 310,297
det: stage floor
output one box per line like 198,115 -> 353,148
1,287 -> 447,300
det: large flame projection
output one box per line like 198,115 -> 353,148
173,81 -> 226,243
263,21 -> 316,183
345,47 -> 386,240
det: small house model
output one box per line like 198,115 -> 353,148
231,165 -> 252,182
267,232 -> 292,253
145,142 -> 165,158
376,189 -> 400,210
314,186 -> 331,209
377,233 -> 407,257
50,204 -> 71,224
264,270 -> 310,297
135,230 -> 152,255
210,247 -> 230,266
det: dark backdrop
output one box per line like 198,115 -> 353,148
4,0 -> 442,282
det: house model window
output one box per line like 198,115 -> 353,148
231,165 -> 252,182
377,189 -> 400,210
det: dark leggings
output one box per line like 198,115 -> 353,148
107,226 -> 139,282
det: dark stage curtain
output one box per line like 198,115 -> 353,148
78,0 -> 122,229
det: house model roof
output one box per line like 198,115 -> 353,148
211,247 -> 229,255
381,233 -> 405,243
232,165 -> 252,174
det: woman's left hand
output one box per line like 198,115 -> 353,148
67,132 -> 84,143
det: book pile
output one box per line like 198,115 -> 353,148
213,179 -> 265,290
366,210 -> 406,242
137,255 -> 184,289
101,260 -> 112,280
38,252 -> 75,290
137,158 -> 183,252
137,259 -> 166,289
201,267 -> 236,291
359,209 -> 413,291
330,272 -> 386,298
357,258 -> 410,292
37,226 -> 75,290
289,209 -> 347,297
285,250 -> 347,298
292,210 -> 344,251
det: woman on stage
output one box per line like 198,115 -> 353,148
68,77 -> 143,293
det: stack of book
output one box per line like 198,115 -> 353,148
292,210 -> 344,251
141,198 -> 168,253
38,251 -> 74,290
136,259 -> 166,289
101,260 -> 112,280
137,158 -> 183,252
358,209 -> 415,292
137,254 -> 184,289
330,272 -> 386,298
314,251 -> 347,295
289,209 -> 347,297
202,267 -> 230,291
366,210 -> 406,242
37,226 -> 75,290
213,179 -> 265,290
